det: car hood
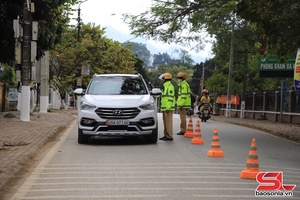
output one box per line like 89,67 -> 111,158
82,94 -> 153,108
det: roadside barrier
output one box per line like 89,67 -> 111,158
207,126 -> 224,157
240,138 -> 260,180
184,116 -> 194,138
191,120 -> 204,144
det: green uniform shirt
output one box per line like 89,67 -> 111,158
161,81 -> 175,111
177,80 -> 191,108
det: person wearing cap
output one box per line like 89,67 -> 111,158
198,89 -> 211,113
159,72 -> 175,141
176,72 -> 191,135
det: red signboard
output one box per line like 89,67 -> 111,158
216,95 -> 240,105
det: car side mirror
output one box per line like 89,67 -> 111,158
74,88 -> 84,95
150,88 -> 161,95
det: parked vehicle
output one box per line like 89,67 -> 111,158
74,74 -> 161,144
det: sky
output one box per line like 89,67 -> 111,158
75,0 -> 214,63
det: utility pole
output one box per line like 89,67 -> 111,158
77,0 -> 87,42
201,65 -> 205,93
20,1 -> 32,121
77,6 -> 81,42
226,18 -> 235,118
76,0 -> 87,92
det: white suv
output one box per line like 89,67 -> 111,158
74,74 -> 161,144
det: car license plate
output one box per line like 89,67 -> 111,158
107,120 -> 129,126
204,110 -> 209,114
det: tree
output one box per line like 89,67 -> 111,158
123,1 -> 251,97
171,49 -> 195,69
0,0 -> 77,64
167,65 -> 193,93
123,0 -> 237,52
237,1 -> 300,58
191,59 -> 214,96
123,1 -> 299,98
123,42 -> 151,67
153,52 -> 172,68
0,0 -> 22,63
132,55 -> 149,80
0,64 -> 17,85
50,23 -> 137,98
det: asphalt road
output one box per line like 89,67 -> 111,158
9,113 -> 300,200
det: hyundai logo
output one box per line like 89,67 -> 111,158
113,110 -> 123,115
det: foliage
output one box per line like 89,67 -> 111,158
2,0 -> 296,102
146,64 -> 168,89
0,0 -> 77,63
192,59 -> 215,96
237,0 -> 300,58
146,64 -> 193,95
123,42 -> 151,67
124,0 -> 299,58
132,55 -> 150,82
153,53 -> 172,68
123,0 -> 298,101
169,49 -> 195,69
50,23 -> 137,96
0,0 -> 22,63
0,64 -> 17,85
123,0 -> 237,51
152,49 -> 195,69
33,0 -> 78,59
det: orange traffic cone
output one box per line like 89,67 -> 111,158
184,116 -> 194,138
207,126 -> 224,157
191,120 -> 204,144
240,138 -> 260,180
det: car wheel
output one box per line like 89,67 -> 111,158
78,128 -> 89,144
146,126 -> 158,144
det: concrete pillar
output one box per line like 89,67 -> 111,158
252,92 -> 256,119
39,51 -> 49,113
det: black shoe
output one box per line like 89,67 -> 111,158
163,137 -> 173,141
159,136 -> 166,140
177,131 -> 185,135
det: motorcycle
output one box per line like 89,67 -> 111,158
198,103 -> 211,122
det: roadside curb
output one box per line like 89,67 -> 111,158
210,115 -> 300,143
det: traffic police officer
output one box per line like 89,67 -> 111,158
176,72 -> 191,135
159,72 -> 175,141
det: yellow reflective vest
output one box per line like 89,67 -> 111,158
200,95 -> 211,104
161,81 -> 175,111
177,80 -> 191,108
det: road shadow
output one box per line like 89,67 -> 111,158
86,136 -> 155,146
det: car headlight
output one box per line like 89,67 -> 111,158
140,102 -> 155,110
80,101 -> 96,110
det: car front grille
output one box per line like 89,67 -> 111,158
95,107 -> 141,119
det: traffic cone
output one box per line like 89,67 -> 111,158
207,126 -> 224,157
240,138 -> 260,180
184,116 -> 194,138
191,120 -> 204,144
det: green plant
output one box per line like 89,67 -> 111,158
0,64 -> 17,85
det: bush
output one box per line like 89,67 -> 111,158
0,64 -> 17,85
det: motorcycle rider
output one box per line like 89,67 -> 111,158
198,89 -> 212,118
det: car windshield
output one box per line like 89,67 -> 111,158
86,76 -> 148,95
